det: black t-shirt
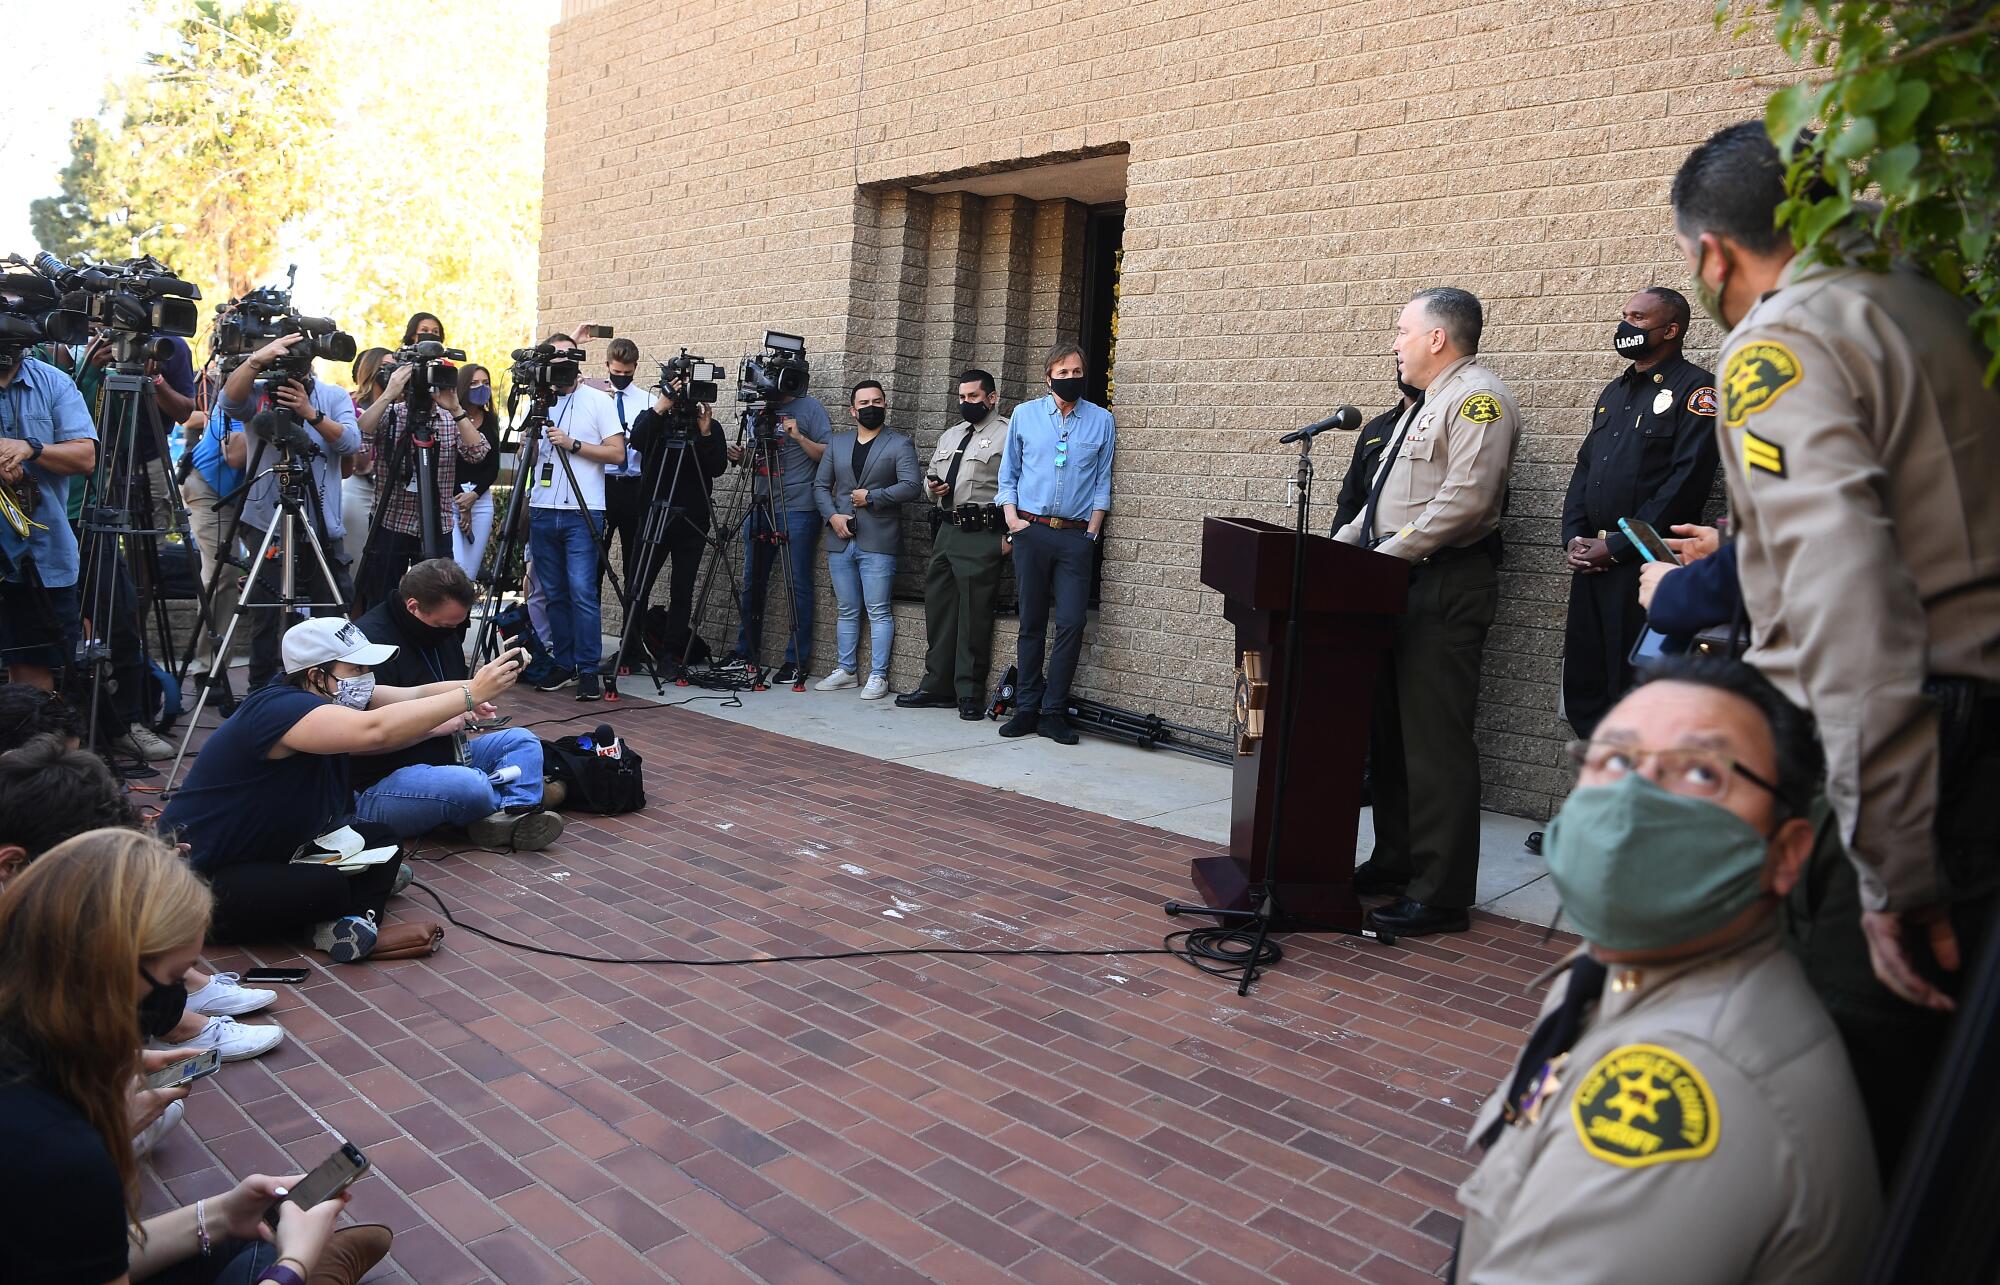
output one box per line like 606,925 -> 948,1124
159,682 -> 350,872
349,597 -> 466,791
0,1070 -> 128,1284
850,435 -> 874,482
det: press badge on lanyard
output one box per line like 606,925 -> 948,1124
540,399 -> 568,489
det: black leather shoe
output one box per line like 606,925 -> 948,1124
1524,831 -> 1544,856
1038,713 -> 1080,746
1366,898 -> 1470,937
894,689 -> 951,709
1351,861 -> 1409,897
998,710 -> 1040,738
958,698 -> 984,721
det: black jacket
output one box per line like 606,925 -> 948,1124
1330,405 -> 1404,534
349,595 -> 470,790
1562,354 -> 1719,561
628,406 -> 731,523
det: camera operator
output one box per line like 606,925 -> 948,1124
595,338 -> 651,595
218,332 -> 361,688
451,364 -> 502,579
725,375 -> 831,685
353,350 -> 482,610
0,344 -> 99,692
527,334 -> 624,701
402,312 -> 446,347
618,371 -> 729,674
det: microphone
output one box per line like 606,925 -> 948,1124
1278,405 -> 1362,444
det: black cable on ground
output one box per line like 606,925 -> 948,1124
405,879 -> 1195,970
1165,925 -> 1285,986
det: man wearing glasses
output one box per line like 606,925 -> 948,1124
1455,657 -> 1878,1282
995,342 -> 1114,746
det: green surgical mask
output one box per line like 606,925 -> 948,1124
1543,773 -> 1772,951
1692,241 -> 1735,331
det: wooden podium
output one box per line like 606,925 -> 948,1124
1191,517 -> 1409,930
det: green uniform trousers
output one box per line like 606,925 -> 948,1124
919,521 -> 1006,702
1365,551 -> 1499,909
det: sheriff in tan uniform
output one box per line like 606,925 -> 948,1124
1455,930 -> 1881,1283
1334,288 -> 1521,936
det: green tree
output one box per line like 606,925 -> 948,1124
30,0 -> 329,320
1721,1 -> 2000,377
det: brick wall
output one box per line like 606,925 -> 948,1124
542,0 -> 1787,820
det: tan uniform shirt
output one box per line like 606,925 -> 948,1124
1332,354 -> 1520,560
927,413 -> 1010,509
1718,246 -> 2000,911
1456,929 -> 1879,1284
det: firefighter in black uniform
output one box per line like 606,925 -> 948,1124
1330,372 -> 1420,534
1560,286 -> 1719,737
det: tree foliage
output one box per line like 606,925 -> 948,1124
1720,1 -> 2000,377
30,0 -> 328,315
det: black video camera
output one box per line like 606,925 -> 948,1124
214,275 -> 357,382
0,258 -> 92,358
392,338 -> 466,394
652,349 -> 723,442
737,331 -> 809,442
30,251 -> 201,340
509,342 -> 587,400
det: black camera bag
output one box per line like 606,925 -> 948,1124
541,730 -> 645,814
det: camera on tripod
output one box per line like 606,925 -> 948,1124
737,331 -> 809,439
214,274 -> 357,383
0,258 -> 93,355
509,342 -> 587,399
30,251 -> 201,341
653,349 -> 724,441
393,338 -> 467,394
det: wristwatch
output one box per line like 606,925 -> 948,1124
569,440 -> 582,454
26,438 -> 43,461
308,409 -> 325,428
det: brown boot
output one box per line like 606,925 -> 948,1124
306,1224 -> 392,1285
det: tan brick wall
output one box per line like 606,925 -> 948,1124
543,0 -> 1788,819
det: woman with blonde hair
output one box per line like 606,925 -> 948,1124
0,830 -> 389,1284
341,348 -> 391,559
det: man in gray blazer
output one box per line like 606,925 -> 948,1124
812,380 -> 922,697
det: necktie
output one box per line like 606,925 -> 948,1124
1361,395 -> 1422,545
1476,954 -> 1607,1150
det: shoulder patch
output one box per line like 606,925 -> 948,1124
1571,1044 -> 1719,1168
1459,392 -> 1504,425
1742,428 -> 1787,478
1721,342 -> 1802,428
1686,386 -> 1718,417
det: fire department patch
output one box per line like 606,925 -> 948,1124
1687,386 -> 1718,417
1721,342 -> 1801,428
1571,1044 -> 1719,1168
1459,392 -> 1504,424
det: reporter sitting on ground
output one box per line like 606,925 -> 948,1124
0,735 -> 284,1067
351,559 -> 563,850
0,829 -> 391,1285
0,681 -> 84,751
1455,658 -> 1878,1282
158,617 -> 526,963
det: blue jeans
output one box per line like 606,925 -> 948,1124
737,507 -> 821,664
353,728 -> 545,837
827,545 -> 896,677
529,508 -> 605,673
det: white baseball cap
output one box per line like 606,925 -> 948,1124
281,617 -> 398,674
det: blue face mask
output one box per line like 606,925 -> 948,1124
466,384 -> 491,407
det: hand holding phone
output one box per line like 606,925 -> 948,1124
1617,517 -> 1681,565
146,1046 -> 221,1090
264,1142 -> 369,1230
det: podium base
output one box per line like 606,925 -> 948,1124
1190,856 -> 1364,933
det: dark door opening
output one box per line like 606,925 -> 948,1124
1080,203 -> 1125,408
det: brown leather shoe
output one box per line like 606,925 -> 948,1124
541,777 -> 567,810
306,1223 -> 392,1285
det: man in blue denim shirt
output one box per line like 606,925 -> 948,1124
726,389 -> 831,684
995,342 -> 1115,745
217,333 -> 361,686
0,349 -> 99,690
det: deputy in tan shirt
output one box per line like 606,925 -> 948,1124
1671,121 -> 2000,1173
1456,664 -> 1879,1284
1333,287 -> 1521,937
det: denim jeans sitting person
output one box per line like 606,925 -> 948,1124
349,559 -> 564,850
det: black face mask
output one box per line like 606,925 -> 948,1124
1049,376 -> 1086,403
403,601 -> 465,645
1396,372 -> 1424,402
608,373 -> 634,390
138,966 -> 187,1040
855,405 -> 886,431
1613,320 -> 1668,361
959,400 -> 989,425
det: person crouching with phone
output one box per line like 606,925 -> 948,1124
0,830 -> 391,1285
158,617 -> 528,963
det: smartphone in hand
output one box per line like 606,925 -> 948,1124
1618,517 -> 1681,565
146,1047 -> 221,1090
265,1142 -> 370,1229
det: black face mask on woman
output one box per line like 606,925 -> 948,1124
138,966 -> 187,1040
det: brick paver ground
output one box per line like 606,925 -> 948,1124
139,690 -> 1570,1283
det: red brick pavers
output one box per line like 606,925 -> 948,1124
141,691 -> 1569,1282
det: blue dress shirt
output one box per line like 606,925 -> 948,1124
995,395 -> 1115,521
222,380 -> 361,541
0,356 -> 98,587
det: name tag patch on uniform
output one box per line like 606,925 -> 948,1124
1571,1044 -> 1718,1167
1721,342 -> 1802,428
1687,386 -> 1718,417
1651,390 -> 1674,415
1742,428 -> 1787,478
1460,392 -> 1504,424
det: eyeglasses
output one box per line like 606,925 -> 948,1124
1564,739 -> 1781,802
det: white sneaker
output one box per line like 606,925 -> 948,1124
860,675 -> 889,700
133,1099 -> 185,1157
185,972 -> 276,1017
113,723 -> 176,761
159,1015 -> 283,1062
814,669 -> 858,691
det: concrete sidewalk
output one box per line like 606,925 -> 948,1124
611,672 -> 1560,926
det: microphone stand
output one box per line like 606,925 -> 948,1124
1164,421 -> 1394,996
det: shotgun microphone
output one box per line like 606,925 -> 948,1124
1278,405 -> 1361,443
